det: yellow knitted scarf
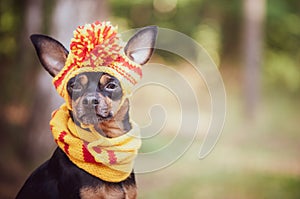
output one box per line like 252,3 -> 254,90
50,104 -> 141,182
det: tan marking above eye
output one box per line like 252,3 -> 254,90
78,75 -> 88,86
99,74 -> 112,86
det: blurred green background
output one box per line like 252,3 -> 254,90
1,0 -> 300,198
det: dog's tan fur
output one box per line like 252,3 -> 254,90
80,182 -> 137,199
96,99 -> 130,138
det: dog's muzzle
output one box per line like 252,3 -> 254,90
74,93 -> 113,125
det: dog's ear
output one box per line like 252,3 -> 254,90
30,34 -> 68,77
124,26 -> 157,65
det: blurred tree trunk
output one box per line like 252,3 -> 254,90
51,0 -> 109,45
26,0 -> 110,162
242,0 -> 266,119
1,0 -> 45,197
24,0 -> 56,163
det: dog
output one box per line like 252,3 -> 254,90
16,22 -> 157,199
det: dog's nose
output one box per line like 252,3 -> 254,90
82,95 -> 99,106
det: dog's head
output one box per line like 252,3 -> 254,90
30,22 -> 157,135
65,71 -> 123,125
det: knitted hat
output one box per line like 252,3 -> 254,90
52,21 -> 142,108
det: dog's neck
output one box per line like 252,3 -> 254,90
70,99 -> 131,138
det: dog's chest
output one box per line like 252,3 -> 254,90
80,183 -> 137,199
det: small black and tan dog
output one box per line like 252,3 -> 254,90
16,24 -> 157,199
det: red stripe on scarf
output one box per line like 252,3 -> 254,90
82,141 -> 97,163
107,150 -> 117,165
58,131 -> 69,154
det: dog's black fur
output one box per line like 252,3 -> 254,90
16,25 -> 157,199
16,148 -> 136,199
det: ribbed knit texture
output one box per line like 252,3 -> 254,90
50,104 -> 141,182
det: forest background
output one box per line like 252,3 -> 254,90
0,0 -> 299,198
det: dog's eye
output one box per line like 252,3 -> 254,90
105,82 -> 118,91
70,82 -> 83,92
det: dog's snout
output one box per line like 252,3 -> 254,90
82,94 -> 99,106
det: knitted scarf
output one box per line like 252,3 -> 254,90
50,104 -> 141,182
